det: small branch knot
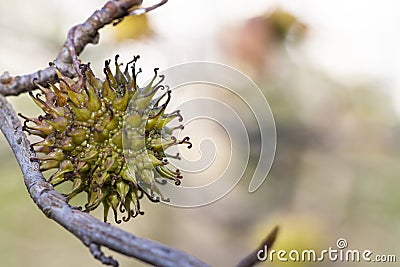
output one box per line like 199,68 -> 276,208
0,71 -> 13,85
89,243 -> 119,267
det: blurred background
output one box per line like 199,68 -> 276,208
1,0 -> 400,266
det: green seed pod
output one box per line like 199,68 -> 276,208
21,55 -> 191,223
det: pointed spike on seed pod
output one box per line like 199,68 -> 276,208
127,56 -> 141,90
147,153 -> 163,167
123,62 -> 131,81
104,173 -> 112,184
23,128 -> 47,138
86,189 -> 94,210
104,154 -> 118,172
116,179 -> 130,204
161,110 -> 183,128
114,55 -> 128,86
85,66 -> 103,89
150,102 -> 167,117
125,113 -> 145,128
142,68 -> 160,95
94,171 -> 110,185
155,165 -> 177,180
68,101 -> 92,122
39,159 -> 60,171
129,189 -> 141,208
141,181 -> 164,202
65,82 -> 88,107
121,167 -> 137,184
121,202 -> 132,221
100,110 -> 114,129
85,81 -> 102,112
54,68 -> 63,79
24,121 -> 54,136
80,149 -> 98,163
48,173 -> 66,186
102,200 -> 110,222
71,176 -> 83,192
102,78 -> 116,102
57,136 -> 76,152
161,126 -> 173,136
32,135 -> 54,147
45,116 -> 68,132
35,83 -> 55,104
37,148 -> 65,161
18,113 -> 40,124
168,109 -> 183,121
65,177 -> 86,201
112,87 -> 129,112
58,79 -> 69,94
124,55 -> 139,80
142,84 -> 160,100
29,92 -> 65,118
76,160 -> 90,173
151,90 -> 169,107
150,138 -> 175,152
105,113 -> 119,131
134,93 -> 156,110
167,136 -> 192,149
49,83 -> 68,106
60,77 -> 76,92
180,136 -> 193,149
35,145 -> 52,154
169,156 -> 184,165
104,59 -> 117,89
49,160 -> 74,185
146,111 -> 165,131
156,116 -> 176,131
129,68 -> 141,93
126,204 -> 138,219
108,193 -> 122,224
86,187 -> 104,211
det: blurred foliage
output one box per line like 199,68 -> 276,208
218,7 -> 400,267
265,8 -> 307,42
112,14 -> 153,41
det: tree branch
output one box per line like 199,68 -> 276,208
0,93 -> 210,267
236,226 -> 279,267
0,0 -> 146,96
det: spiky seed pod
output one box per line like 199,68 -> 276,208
20,56 -> 191,223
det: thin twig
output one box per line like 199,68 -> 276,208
0,0 -> 163,96
236,226 -> 279,267
0,63 -> 76,96
0,94 -> 210,267
129,0 -> 168,15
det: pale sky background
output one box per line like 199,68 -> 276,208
1,0 -> 399,113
